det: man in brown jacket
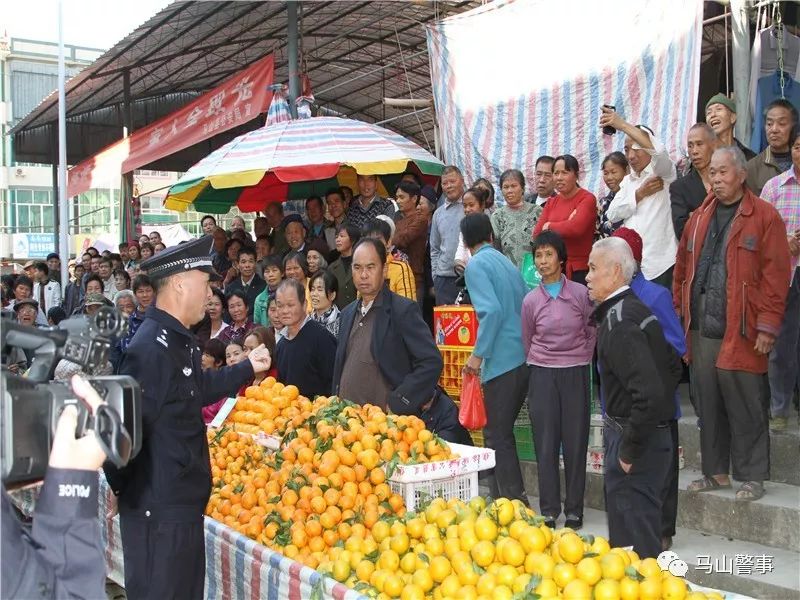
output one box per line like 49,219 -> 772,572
392,180 -> 428,305
674,146 -> 791,501
746,99 -> 798,195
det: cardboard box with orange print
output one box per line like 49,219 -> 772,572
433,305 -> 478,348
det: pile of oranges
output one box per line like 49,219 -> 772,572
226,378 -> 310,436
317,496 -> 724,600
208,377 -> 727,600
206,377 -> 459,569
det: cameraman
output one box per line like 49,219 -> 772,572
2,375 -> 110,599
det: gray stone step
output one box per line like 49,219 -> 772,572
519,461 -> 800,552
677,415 -> 800,486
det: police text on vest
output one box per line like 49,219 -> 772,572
58,484 -> 91,498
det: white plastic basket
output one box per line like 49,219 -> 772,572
387,443 -> 495,512
390,471 -> 479,512
389,443 -> 495,482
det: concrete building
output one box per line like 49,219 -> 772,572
0,34 -> 220,262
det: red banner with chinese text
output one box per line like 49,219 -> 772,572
68,54 -> 274,198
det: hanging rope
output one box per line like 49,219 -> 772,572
394,25 -> 433,153
774,1 -> 787,99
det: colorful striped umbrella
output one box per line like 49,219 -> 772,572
164,116 -> 444,213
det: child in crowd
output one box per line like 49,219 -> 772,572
202,339 -> 243,424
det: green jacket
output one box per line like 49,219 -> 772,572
253,286 -> 275,327
746,147 -> 783,197
329,257 -> 356,309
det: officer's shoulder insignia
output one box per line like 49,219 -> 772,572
156,328 -> 169,348
183,366 -> 192,377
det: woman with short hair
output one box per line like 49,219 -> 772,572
454,186 -> 490,273
207,288 -> 230,340
283,251 -> 312,313
328,225 -> 361,309
597,152 -> 629,239
125,243 -> 140,272
306,249 -> 328,275
309,270 -> 340,337
217,290 -> 255,345
522,230 -> 595,530
533,154 -> 598,285
490,169 -> 542,268
139,242 -> 154,261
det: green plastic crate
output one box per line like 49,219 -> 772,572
514,425 -> 536,461
515,399 -> 531,427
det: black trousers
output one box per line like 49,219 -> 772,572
648,265 -> 674,290
604,419 -> 672,559
691,332 -> 770,482
120,514 -> 205,599
661,419 -> 679,538
483,364 -> 528,503
433,275 -> 460,306
528,364 -> 590,518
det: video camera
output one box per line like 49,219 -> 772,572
1,307 -> 141,485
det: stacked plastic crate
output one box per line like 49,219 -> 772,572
433,306 -> 481,445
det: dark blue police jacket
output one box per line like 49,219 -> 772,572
104,306 -> 253,521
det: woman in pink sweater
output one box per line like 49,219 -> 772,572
532,154 -> 597,285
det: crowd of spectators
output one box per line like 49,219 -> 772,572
2,96 -> 798,560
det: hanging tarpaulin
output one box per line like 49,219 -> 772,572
296,74 -> 315,119
266,84 -> 292,126
67,54 -> 275,198
426,0 -> 703,192
120,195 -> 141,244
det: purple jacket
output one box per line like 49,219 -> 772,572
521,275 -> 596,367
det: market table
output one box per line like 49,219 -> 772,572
9,471 -> 757,600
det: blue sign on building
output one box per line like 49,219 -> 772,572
12,234 -> 55,259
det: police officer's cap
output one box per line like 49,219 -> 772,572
139,235 -> 221,281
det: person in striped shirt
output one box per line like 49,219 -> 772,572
760,130 -> 800,431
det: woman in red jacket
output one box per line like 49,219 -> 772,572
532,154 -> 597,285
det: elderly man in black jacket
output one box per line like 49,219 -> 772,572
586,237 -> 683,559
332,238 -> 444,417
670,123 -> 718,239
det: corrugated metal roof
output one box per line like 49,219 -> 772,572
9,0 -> 481,170
9,60 -> 83,125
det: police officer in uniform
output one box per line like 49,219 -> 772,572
104,236 -> 272,599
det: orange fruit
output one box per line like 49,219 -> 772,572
369,468 -> 386,485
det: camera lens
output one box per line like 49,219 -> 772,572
90,307 -> 124,337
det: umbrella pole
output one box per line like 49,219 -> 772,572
287,0 -> 300,119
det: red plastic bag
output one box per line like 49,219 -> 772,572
459,372 -> 487,430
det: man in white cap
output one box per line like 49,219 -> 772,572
600,108 -> 678,290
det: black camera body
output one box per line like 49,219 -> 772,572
1,308 -> 142,485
